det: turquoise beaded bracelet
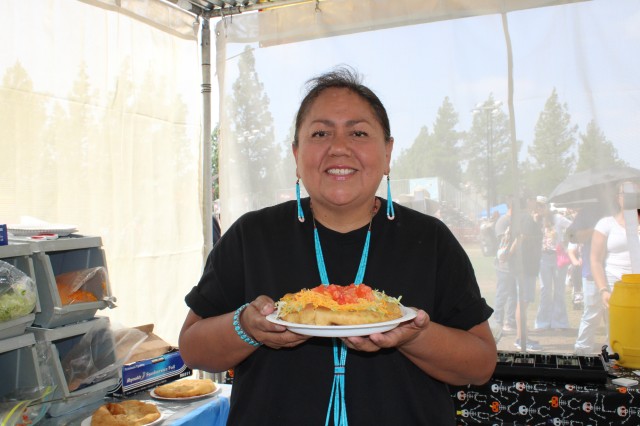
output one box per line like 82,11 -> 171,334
233,303 -> 262,347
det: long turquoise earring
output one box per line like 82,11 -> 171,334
386,174 -> 395,220
296,178 -> 305,222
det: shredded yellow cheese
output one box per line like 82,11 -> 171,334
276,287 -> 402,317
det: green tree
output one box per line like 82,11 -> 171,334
392,97 -> 464,188
275,121 -> 298,201
525,88 -> 577,195
392,125 -> 430,180
427,97 -> 463,188
226,46 -> 279,209
463,95 -> 511,207
575,119 -> 627,171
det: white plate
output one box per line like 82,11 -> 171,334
266,305 -> 417,337
8,224 -> 78,237
150,385 -> 222,401
81,414 -> 163,426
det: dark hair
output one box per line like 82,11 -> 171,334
292,65 -> 391,146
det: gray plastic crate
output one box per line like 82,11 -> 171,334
0,332 -> 43,395
0,242 -> 39,338
0,332 -> 53,424
29,236 -> 115,328
28,317 -> 121,417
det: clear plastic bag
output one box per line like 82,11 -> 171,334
0,342 -> 56,426
55,266 -> 108,305
60,321 -> 147,392
0,260 -> 37,323
0,385 -> 55,426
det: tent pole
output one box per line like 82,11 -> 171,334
201,18 -> 213,256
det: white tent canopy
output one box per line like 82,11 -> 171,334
2,0 -> 639,351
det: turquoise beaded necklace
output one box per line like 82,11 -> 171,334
311,199 -> 376,426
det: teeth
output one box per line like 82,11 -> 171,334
327,168 -> 354,175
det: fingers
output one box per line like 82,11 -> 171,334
250,295 -> 276,316
245,296 -> 312,349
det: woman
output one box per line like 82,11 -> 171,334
534,200 -> 571,330
179,67 -> 496,425
591,182 -> 640,310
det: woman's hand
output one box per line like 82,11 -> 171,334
243,296 -> 313,349
600,289 -> 611,309
340,308 -> 429,352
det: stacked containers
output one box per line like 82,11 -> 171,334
0,243 -> 50,425
1,236 -> 119,419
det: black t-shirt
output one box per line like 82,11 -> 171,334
508,212 -> 543,276
185,198 -> 493,425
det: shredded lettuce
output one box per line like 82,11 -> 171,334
0,277 -> 37,323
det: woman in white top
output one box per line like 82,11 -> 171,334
591,181 -> 640,309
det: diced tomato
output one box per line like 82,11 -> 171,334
311,283 -> 374,304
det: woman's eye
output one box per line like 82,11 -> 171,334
311,130 -> 328,138
352,130 -> 367,137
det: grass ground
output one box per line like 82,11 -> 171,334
465,243 -> 608,354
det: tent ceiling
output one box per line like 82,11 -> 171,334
162,0 -> 314,18
165,0 -> 590,19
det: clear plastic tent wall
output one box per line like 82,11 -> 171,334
0,0 -> 203,345
216,0 -> 640,353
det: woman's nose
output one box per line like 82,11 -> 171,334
328,133 -> 350,155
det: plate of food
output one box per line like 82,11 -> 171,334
150,378 -> 220,401
81,400 -> 162,426
267,283 -> 417,337
267,305 -> 416,337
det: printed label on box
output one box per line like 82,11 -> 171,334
110,349 -> 192,397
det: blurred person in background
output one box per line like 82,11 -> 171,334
534,197 -> 572,330
508,196 -> 544,351
566,242 -> 583,310
568,201 -> 610,355
492,201 -> 517,335
591,182 -> 640,310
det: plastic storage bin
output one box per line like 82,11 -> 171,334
0,242 -> 39,338
28,316 -> 121,417
29,236 -> 115,328
0,332 -> 53,425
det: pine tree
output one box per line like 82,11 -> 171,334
526,88 -> 577,195
226,46 -> 279,209
392,125 -> 430,180
464,95 -> 510,208
575,119 -> 627,171
428,97 -> 463,188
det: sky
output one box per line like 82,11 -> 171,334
217,0 -> 640,169
2,0 -> 638,169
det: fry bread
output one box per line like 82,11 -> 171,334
153,379 -> 216,398
277,284 -> 403,325
91,400 -> 160,426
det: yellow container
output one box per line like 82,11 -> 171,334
609,274 -> 640,369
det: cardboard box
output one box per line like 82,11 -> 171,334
110,324 -> 191,397
110,348 -> 192,397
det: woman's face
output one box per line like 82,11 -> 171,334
293,87 -> 393,211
